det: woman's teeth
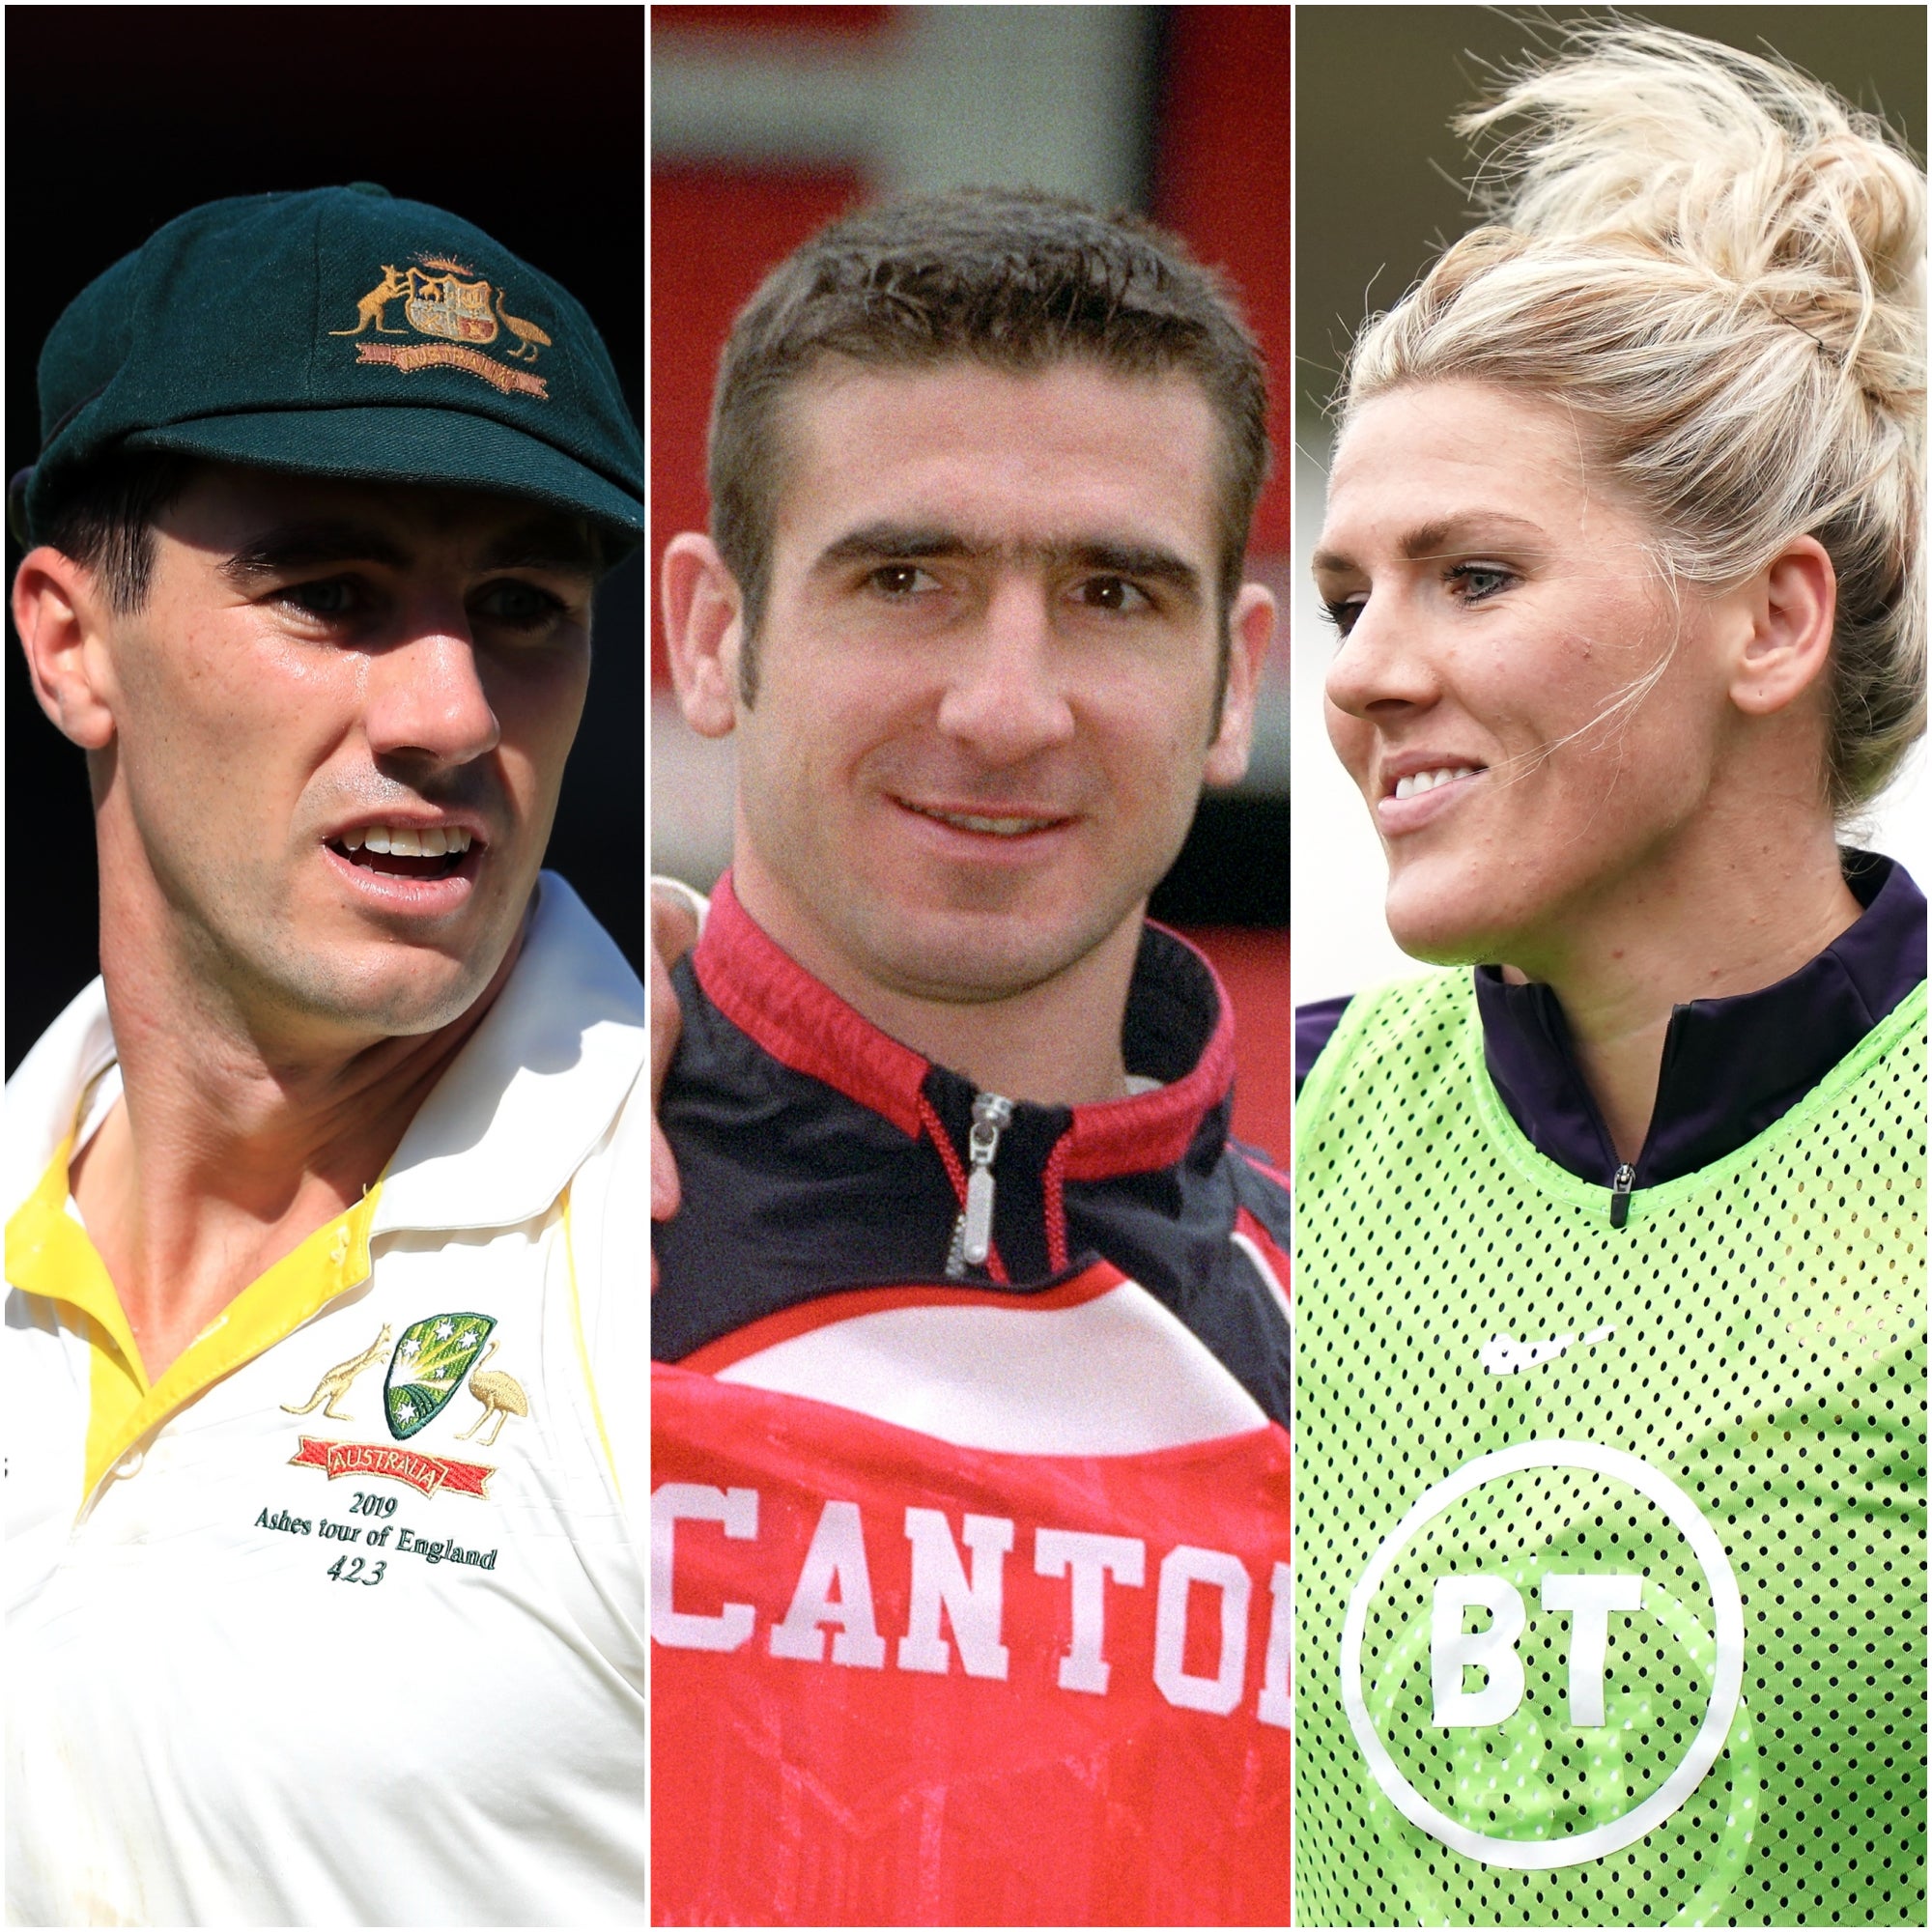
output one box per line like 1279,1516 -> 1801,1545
336,826 -> 473,858
1393,767 -> 1481,801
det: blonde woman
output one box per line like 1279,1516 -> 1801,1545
1294,28 -> 1923,1926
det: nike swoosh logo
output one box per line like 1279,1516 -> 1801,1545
1480,1324 -> 1615,1375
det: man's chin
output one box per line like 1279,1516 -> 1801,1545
860,908 -> 1130,1008
266,930 -> 517,1042
293,969 -> 492,1039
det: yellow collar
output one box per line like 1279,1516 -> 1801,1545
5,1137 -> 383,1499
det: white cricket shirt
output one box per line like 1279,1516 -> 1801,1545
5,873 -> 647,1926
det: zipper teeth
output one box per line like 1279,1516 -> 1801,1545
1042,1130 -> 1072,1275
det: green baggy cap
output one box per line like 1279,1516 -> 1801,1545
19,184 -> 642,549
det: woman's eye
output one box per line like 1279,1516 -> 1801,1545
1448,562 -> 1515,602
1322,596 -> 1365,638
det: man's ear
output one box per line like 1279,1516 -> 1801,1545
661,534 -> 746,739
1727,534 -> 1837,718
12,547 -> 118,750
1204,581 -> 1276,787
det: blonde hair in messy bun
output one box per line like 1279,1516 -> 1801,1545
1343,25 -> 1925,816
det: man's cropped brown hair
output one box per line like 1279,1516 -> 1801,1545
708,186 -> 1271,700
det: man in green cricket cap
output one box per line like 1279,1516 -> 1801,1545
4,186 -> 647,1925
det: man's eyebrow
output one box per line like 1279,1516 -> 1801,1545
813,523 -> 989,570
814,522 -> 1203,597
216,515 -> 604,586
1312,511 -> 1549,577
477,515 -> 605,575
218,521 -> 413,584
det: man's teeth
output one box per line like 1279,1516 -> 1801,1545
916,805 -> 1057,836
336,826 -> 473,857
1393,767 -> 1482,801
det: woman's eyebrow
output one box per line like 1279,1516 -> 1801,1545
1314,510 -> 1549,575
1397,512 -> 1547,558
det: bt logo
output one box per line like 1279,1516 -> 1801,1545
1432,1570 -> 1643,1729
1343,1441 -> 1744,1869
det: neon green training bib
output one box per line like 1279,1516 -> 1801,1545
1293,971 -> 1926,1926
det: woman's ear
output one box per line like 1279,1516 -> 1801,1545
1727,534 -> 1836,719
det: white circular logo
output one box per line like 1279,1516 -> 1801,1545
1341,1439 -> 1744,1870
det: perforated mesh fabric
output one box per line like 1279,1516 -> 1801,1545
1293,972 -> 1926,1927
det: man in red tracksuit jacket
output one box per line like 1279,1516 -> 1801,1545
650,186 -> 1291,1926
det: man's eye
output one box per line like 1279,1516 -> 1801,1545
475,580 -> 569,629
1072,576 -> 1151,614
865,564 -> 939,598
280,578 -> 364,619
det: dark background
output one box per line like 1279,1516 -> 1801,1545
6,4 -> 644,1072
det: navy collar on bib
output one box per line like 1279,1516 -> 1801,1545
1473,851 -> 1925,1186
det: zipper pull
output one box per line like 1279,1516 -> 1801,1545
949,1092 -> 1013,1274
1609,1162 -> 1635,1230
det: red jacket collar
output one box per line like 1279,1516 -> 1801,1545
692,870 -> 1237,1178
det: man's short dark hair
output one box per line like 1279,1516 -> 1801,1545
34,451 -> 196,614
709,186 -> 1271,701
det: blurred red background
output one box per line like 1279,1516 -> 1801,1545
651,6 -> 1293,1152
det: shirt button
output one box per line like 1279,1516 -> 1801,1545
115,1448 -> 145,1479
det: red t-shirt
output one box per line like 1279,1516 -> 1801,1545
652,1264 -> 1292,1925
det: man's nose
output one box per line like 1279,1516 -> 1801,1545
363,606 -> 501,767
934,579 -> 1075,759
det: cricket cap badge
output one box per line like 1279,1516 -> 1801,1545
17,184 -> 640,551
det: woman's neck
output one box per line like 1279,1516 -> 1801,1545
1502,816 -> 1860,1164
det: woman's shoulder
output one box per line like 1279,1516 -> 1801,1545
1293,995 -> 1353,1095
1294,970 -> 1473,1095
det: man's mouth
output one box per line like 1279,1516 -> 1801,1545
326,824 -> 477,879
899,801 -> 1070,838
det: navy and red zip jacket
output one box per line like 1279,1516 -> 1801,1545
650,872 -> 1292,1420
649,874 -> 1293,1927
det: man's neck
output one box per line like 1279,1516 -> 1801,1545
729,872 -> 1142,1107
1499,804 -> 1859,1165
71,926 -> 524,1383
839,945 -> 1140,1104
